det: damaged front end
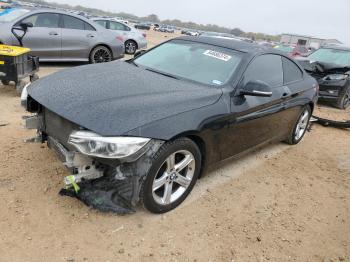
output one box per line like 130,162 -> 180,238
300,60 -> 350,101
22,94 -> 164,214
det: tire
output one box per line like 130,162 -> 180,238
140,138 -> 201,213
1,80 -> 10,85
125,40 -> 138,55
89,45 -> 112,64
285,105 -> 311,145
335,85 -> 350,109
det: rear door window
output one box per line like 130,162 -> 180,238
62,15 -> 95,31
282,57 -> 303,84
95,20 -> 107,28
242,54 -> 283,88
21,13 -> 60,28
110,21 -> 129,31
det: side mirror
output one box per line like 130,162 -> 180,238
134,50 -> 146,58
19,22 -> 33,31
240,80 -> 273,97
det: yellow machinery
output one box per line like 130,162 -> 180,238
0,24 -> 39,92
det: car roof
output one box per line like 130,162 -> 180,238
20,8 -> 92,22
91,17 -> 128,24
176,36 -> 277,55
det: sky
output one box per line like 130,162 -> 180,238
47,0 -> 350,44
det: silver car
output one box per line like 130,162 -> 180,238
92,18 -> 147,54
0,8 -> 124,63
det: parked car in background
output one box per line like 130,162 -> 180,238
156,26 -> 175,33
185,31 -> 199,36
22,37 -> 317,213
273,44 -> 294,55
0,8 -> 124,63
291,45 -> 311,57
200,32 -> 242,41
92,18 -> 147,54
134,23 -> 151,30
298,46 -> 350,109
180,29 -> 188,34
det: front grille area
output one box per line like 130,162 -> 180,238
44,108 -> 81,151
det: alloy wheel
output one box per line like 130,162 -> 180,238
294,109 -> 310,141
344,89 -> 350,108
152,150 -> 195,205
93,48 -> 112,63
125,41 -> 137,54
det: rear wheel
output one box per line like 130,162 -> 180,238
125,40 -> 138,55
89,46 -> 112,64
285,105 -> 311,145
140,138 -> 201,213
335,85 -> 350,109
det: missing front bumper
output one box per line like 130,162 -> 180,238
48,137 -> 164,214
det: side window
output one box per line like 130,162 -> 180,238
243,54 -> 283,88
21,13 -> 59,28
62,15 -> 94,31
110,21 -> 128,31
282,57 -> 303,84
95,20 -> 107,28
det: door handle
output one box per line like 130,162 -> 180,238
87,34 -> 95,38
49,31 -> 58,36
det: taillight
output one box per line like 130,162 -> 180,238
142,33 -> 147,38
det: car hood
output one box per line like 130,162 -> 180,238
28,61 -> 222,137
297,57 -> 350,74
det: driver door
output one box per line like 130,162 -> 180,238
219,54 -> 289,160
18,12 -> 61,60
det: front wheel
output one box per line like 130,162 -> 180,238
89,46 -> 112,64
140,138 -> 201,213
335,85 -> 350,109
285,105 -> 311,145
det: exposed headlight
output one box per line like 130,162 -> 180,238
68,130 -> 151,159
323,74 -> 348,81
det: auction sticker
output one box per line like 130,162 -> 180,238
203,50 -> 232,61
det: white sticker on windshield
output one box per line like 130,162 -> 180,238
212,80 -> 222,85
203,50 -> 232,61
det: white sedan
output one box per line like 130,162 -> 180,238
92,18 -> 147,54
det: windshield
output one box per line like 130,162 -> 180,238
308,48 -> 350,67
134,40 -> 242,86
0,9 -> 30,23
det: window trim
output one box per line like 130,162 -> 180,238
60,14 -> 96,31
282,56 -> 304,85
16,12 -> 60,28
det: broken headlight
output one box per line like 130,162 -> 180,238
323,74 -> 348,81
68,130 -> 150,159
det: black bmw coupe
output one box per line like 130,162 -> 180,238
22,36 -> 318,213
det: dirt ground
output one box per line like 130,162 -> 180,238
0,30 -> 349,262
